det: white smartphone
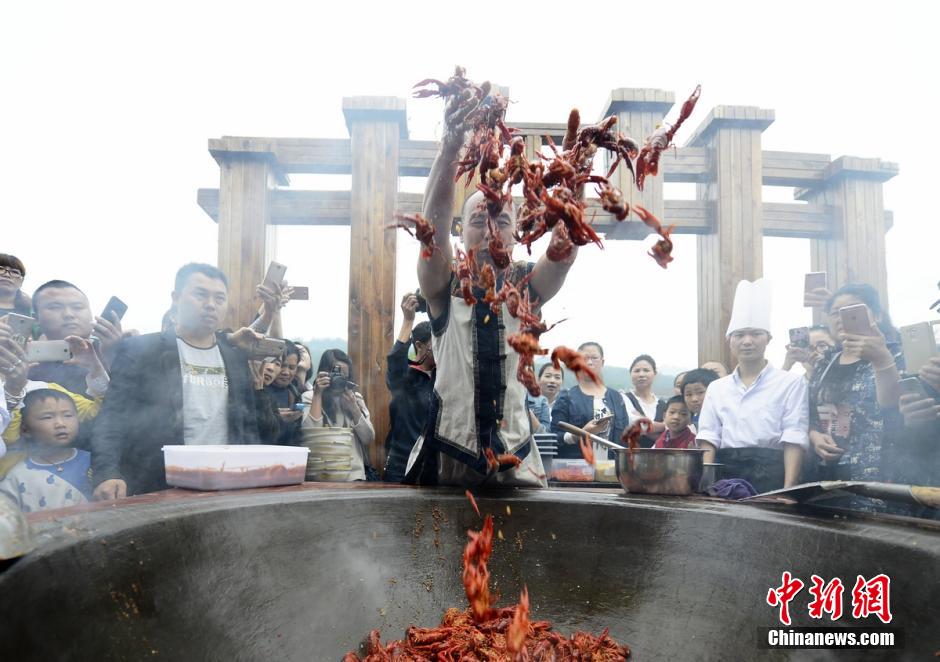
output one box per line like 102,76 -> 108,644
26,340 -> 72,362
839,304 -> 873,336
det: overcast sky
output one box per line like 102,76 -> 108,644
2,0 -> 937,372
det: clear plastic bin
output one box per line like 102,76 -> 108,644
549,458 -> 594,482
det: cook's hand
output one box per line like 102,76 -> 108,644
809,430 -> 845,462
401,293 -> 419,321
93,479 -> 127,501
841,323 -> 893,366
919,356 -> 940,392
93,313 -> 124,362
562,108 -> 580,151
312,371 -> 331,396
804,287 -> 831,309
442,82 -> 486,149
899,392 -> 940,428
278,407 -> 304,423
228,327 -> 263,353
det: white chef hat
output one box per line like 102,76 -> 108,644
726,278 -> 773,337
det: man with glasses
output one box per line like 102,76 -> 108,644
550,342 -> 628,460
0,255 -> 31,317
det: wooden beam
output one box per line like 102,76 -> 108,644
691,106 -> 773,368
215,157 -> 274,329
205,136 -> 861,188
343,97 -> 403,475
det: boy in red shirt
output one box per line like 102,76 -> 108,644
653,396 -> 696,449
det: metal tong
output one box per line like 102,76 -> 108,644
557,421 -> 629,452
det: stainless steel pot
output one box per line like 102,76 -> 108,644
614,448 -> 705,496
698,463 -> 724,493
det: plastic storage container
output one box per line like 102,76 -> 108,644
594,459 -> 618,483
163,445 -> 309,490
549,458 -> 594,482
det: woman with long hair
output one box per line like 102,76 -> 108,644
303,349 -> 375,480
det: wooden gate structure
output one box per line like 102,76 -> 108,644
197,89 -> 897,470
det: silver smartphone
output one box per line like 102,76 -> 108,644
4,313 -> 35,339
839,304 -> 873,336
900,322 -> 938,375
26,340 -> 72,362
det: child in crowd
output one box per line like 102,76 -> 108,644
653,396 -> 695,449
680,368 -> 720,433
0,388 -> 92,512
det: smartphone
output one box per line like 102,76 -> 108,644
4,313 -> 36,339
26,340 -> 72,362
803,272 -> 828,307
262,261 -> 288,292
788,326 -> 810,348
594,413 -> 614,425
804,272 -> 828,296
101,296 -> 128,322
899,377 -> 929,400
249,336 -> 287,359
288,286 -> 309,301
839,304 -> 873,336
899,322 -> 938,375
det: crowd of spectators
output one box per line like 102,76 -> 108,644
1,247 -> 938,519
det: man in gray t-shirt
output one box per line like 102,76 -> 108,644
92,263 -> 277,498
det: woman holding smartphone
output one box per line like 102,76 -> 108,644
806,283 -> 901,489
549,342 -> 628,461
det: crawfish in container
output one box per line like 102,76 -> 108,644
388,213 -> 436,259
635,84 -> 701,191
551,346 -> 601,385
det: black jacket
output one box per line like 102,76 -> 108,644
550,385 -> 629,459
384,340 -> 435,482
91,329 -> 261,495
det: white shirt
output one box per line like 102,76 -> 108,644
696,362 -> 809,450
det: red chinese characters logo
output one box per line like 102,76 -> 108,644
766,571 -> 804,626
807,575 -> 844,621
766,573 -> 892,625
851,574 -> 893,624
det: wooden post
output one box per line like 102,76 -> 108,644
343,96 -> 407,473
689,106 -> 775,368
798,157 -> 898,323
600,89 -> 674,240
215,153 -> 276,329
